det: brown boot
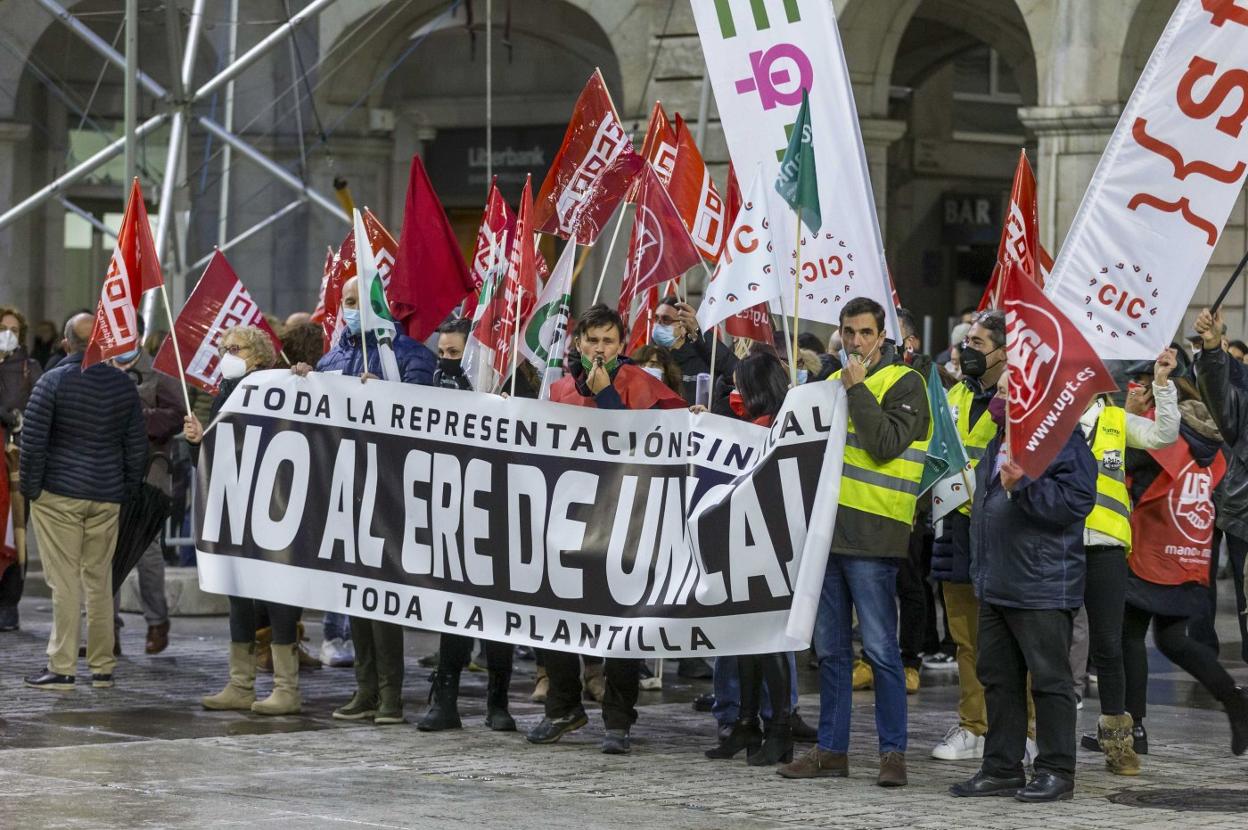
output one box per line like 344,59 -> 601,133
294,623 -> 322,671
777,746 -> 848,779
583,661 -> 605,703
878,752 -> 907,787
531,666 -> 549,703
255,627 -> 273,673
1099,713 -> 1141,775
145,621 -> 170,655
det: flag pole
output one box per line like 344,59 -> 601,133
360,322 -> 371,377
570,245 -> 594,284
157,284 -> 193,416
1210,247 -> 1248,315
509,286 -> 523,397
592,209 -> 629,304
708,323 -> 719,398
789,208 -> 803,387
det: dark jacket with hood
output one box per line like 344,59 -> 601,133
1197,347 -> 1248,540
316,330 -> 435,386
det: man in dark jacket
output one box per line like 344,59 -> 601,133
19,313 -> 147,690
654,296 -> 735,402
778,297 -> 930,788
951,374 -> 1096,803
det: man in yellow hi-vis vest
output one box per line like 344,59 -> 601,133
778,298 -> 931,789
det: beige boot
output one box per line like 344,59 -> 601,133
583,661 -> 606,703
531,666 -> 549,703
202,642 -> 256,710
1100,713 -> 1141,776
252,643 -> 302,715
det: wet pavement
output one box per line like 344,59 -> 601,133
1,583 -> 1247,828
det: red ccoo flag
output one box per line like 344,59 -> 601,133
84,178 -> 164,367
979,150 -> 1044,312
389,155 -> 477,341
618,164 -> 703,319
154,251 -> 282,394
670,114 -> 728,262
475,176 -> 538,386
1004,261 -> 1116,479
533,69 -> 644,244
463,178 -> 517,323
634,101 -> 678,195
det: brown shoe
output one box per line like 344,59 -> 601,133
777,746 -> 848,779
878,751 -> 907,787
145,622 -> 170,655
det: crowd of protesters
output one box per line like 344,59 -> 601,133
4,284 -> 1248,804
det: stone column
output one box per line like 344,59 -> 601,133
0,120 -> 32,314
858,118 -> 907,237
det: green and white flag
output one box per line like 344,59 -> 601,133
774,88 -> 821,234
521,242 -> 576,400
352,208 -> 401,381
919,363 -> 973,521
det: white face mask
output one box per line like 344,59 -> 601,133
0,330 -> 18,353
641,366 -> 665,381
218,353 -> 249,381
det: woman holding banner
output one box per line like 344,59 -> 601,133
184,325 -> 306,716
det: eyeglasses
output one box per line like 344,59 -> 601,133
219,344 -> 248,356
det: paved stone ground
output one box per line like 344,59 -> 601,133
2,588 -> 1248,829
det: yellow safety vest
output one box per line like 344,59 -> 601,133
830,363 -> 933,525
948,382 -> 999,517
1086,405 -> 1132,550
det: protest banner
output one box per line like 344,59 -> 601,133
195,372 -> 847,658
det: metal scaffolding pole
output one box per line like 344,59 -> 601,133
58,197 -> 116,239
218,0 -> 240,247
35,0 -> 167,99
187,199 -> 306,273
123,0 -> 138,184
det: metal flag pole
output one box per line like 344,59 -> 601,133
509,287 -> 524,397
1210,247 -> 1248,314
592,209 -> 629,305
790,209 -> 803,387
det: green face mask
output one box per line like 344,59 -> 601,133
580,353 -> 618,373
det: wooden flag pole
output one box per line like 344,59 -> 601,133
509,286 -> 524,397
570,244 -> 594,284
360,318 -> 371,377
708,324 -> 719,403
592,210 -> 629,305
789,208 -> 803,387
157,283 -> 193,416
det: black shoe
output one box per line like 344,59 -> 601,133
747,722 -> 794,766
25,669 -> 74,690
526,709 -> 589,744
705,718 -> 762,759
1226,686 -> 1248,756
1081,723 -> 1148,755
1014,771 -> 1074,802
416,671 -> 462,732
949,770 -> 1025,798
791,709 -> 818,741
0,605 -> 18,631
485,669 -> 516,732
602,729 -> 631,755
91,673 -> 114,689
692,692 -> 715,712
417,650 -> 440,668
677,658 -> 713,679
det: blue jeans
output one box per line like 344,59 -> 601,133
323,612 -> 352,642
712,652 -> 799,724
814,555 -> 907,753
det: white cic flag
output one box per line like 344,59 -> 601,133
697,165 -> 782,333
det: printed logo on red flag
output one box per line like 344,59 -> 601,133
154,251 -> 281,394
636,102 -> 678,193
724,304 -> 775,343
1004,262 -> 1117,479
979,150 -> 1041,312
670,115 -> 727,262
620,165 -> 703,314
533,69 -> 645,244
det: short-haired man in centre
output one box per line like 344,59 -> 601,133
778,297 -> 931,787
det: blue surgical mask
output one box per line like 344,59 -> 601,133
114,346 -> 142,365
343,308 -> 361,336
651,324 -> 677,348
797,368 -> 810,384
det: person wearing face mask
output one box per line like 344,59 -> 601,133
0,306 -> 42,632
185,325 -> 310,716
950,372 -> 1097,803
630,344 -> 684,397
529,304 -> 685,756
432,318 -> 473,391
779,298 -> 931,788
652,296 -> 736,403
19,313 -> 147,690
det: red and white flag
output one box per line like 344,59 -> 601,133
1004,261 -> 1117,480
635,102 -> 678,193
463,178 -> 517,323
317,210 -> 400,351
618,164 -> 703,320
533,69 -> 644,244
154,251 -> 282,394
697,166 -> 782,332
979,150 -> 1042,312
670,114 -> 728,262
84,179 -> 164,367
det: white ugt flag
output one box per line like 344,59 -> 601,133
698,166 -> 783,333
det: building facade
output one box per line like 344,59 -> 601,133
1,0 -> 1244,347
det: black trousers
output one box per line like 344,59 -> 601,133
228,597 -> 299,645
1225,533 -> 1248,664
1123,602 -> 1237,722
977,603 -> 1077,779
1189,529 -> 1222,652
0,562 -> 22,609
439,634 -> 514,674
1083,546 -> 1127,714
738,652 -> 790,724
543,650 -> 640,730
898,529 -> 936,667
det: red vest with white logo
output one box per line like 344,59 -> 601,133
548,364 -> 687,410
1128,442 -> 1226,587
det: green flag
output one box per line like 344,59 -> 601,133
774,88 -> 821,233
919,363 -> 971,497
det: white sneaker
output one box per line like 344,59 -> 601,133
320,637 -> 355,668
931,725 -> 985,760
1024,737 -> 1039,767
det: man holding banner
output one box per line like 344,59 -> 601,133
779,297 -> 930,788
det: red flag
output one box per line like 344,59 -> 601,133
624,287 -> 659,354
84,179 -> 164,367
389,155 -> 476,341
669,115 -> 727,262
634,102 -> 678,195
979,150 -> 1041,312
724,305 -> 775,343
154,251 -> 282,394
1004,261 -> 1117,480
533,69 -> 644,244
481,176 -> 537,381
320,231 -> 354,348
464,179 -> 517,324
311,246 -> 334,325
619,164 -> 703,315
724,162 -> 743,228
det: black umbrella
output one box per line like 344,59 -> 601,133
111,458 -> 174,594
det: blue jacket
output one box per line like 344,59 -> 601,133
19,353 -> 148,504
316,331 -> 435,385
970,427 -> 1096,610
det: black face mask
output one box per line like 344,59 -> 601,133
438,357 -> 463,376
960,345 -> 1000,378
